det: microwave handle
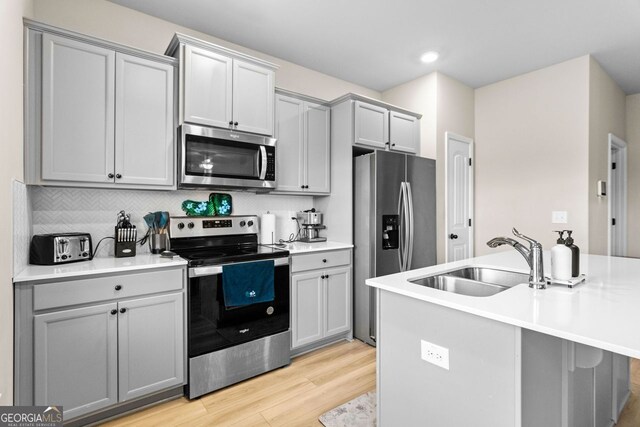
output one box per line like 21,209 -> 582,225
259,146 -> 267,180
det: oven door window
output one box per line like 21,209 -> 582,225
188,265 -> 290,357
185,136 -> 259,179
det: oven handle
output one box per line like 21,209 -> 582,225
189,257 -> 289,277
259,145 -> 267,180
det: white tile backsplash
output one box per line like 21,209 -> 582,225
30,187 -> 313,257
12,180 -> 32,276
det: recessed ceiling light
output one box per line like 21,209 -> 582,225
420,51 -> 439,63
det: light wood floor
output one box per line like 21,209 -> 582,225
104,341 -> 640,427
103,340 -> 376,427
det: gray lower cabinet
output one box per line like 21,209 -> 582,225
274,91 -> 330,194
25,21 -> 177,189
15,267 -> 186,422
34,303 -> 119,419
290,250 -> 352,350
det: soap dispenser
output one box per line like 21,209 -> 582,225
564,230 -> 580,277
551,230 -> 572,281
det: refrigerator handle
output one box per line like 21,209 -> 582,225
397,182 -> 406,272
406,181 -> 415,270
402,182 -> 410,271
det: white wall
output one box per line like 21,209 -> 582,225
587,58 -> 626,256
32,0 -> 381,101
1,0 -> 34,406
626,94 -> 640,257
474,56 -> 590,256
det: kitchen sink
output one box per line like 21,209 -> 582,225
409,267 -> 529,297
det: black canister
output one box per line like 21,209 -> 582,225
564,230 -> 580,277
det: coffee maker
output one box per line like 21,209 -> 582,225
296,210 -> 327,243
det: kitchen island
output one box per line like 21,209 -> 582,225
366,251 -> 640,427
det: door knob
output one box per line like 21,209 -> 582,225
449,234 -> 459,240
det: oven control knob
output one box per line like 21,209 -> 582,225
177,222 -> 185,230
239,220 -> 246,227
247,220 -> 254,227
188,222 -> 195,229
266,306 -> 274,315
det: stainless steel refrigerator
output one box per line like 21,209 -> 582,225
354,150 -> 436,346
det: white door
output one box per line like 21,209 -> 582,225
324,267 -> 351,337
608,134 -> 627,256
232,59 -> 274,136
41,34 -> 115,184
183,45 -> 233,128
291,272 -> 323,349
115,53 -> 174,187
445,133 -> 474,262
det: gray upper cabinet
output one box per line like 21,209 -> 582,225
274,91 -> 330,194
34,302 -> 118,419
233,59 -> 274,135
118,292 -> 184,401
389,111 -> 420,154
354,101 -> 389,149
26,22 -> 177,190
115,53 -> 175,187
168,33 -> 277,136
183,45 -> 233,128
41,33 -> 116,184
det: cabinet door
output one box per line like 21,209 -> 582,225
389,111 -> 419,154
183,45 -> 233,128
41,34 -> 115,183
118,292 -> 184,401
274,94 -> 304,192
291,272 -> 324,349
115,53 -> 175,187
305,102 -> 331,193
34,303 -> 118,419
324,267 -> 351,337
354,101 -> 389,149
232,59 -> 274,136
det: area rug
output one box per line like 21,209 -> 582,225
319,391 -> 376,427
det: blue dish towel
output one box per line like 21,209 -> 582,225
222,260 -> 275,307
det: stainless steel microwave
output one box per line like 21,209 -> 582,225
179,124 -> 276,190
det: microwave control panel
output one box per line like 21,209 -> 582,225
265,148 -> 275,181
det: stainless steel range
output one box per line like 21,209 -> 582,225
169,215 -> 291,399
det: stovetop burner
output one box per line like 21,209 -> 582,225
172,244 -> 289,267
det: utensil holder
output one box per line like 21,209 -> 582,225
150,233 -> 168,254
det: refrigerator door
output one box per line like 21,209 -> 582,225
406,156 -> 437,269
375,151 -> 407,277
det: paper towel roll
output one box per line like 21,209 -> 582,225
260,213 -> 276,245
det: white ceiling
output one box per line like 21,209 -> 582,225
109,0 -> 640,94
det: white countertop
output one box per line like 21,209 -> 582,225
13,254 -> 187,283
269,241 -> 353,255
366,251 -> 640,359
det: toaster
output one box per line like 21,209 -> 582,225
30,233 -> 93,265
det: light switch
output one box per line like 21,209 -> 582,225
552,211 -> 568,224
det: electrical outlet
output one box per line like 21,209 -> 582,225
552,211 -> 568,224
421,339 -> 449,370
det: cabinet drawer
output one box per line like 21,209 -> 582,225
291,250 -> 351,273
34,268 -> 184,311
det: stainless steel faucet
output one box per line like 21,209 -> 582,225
487,228 -> 547,289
